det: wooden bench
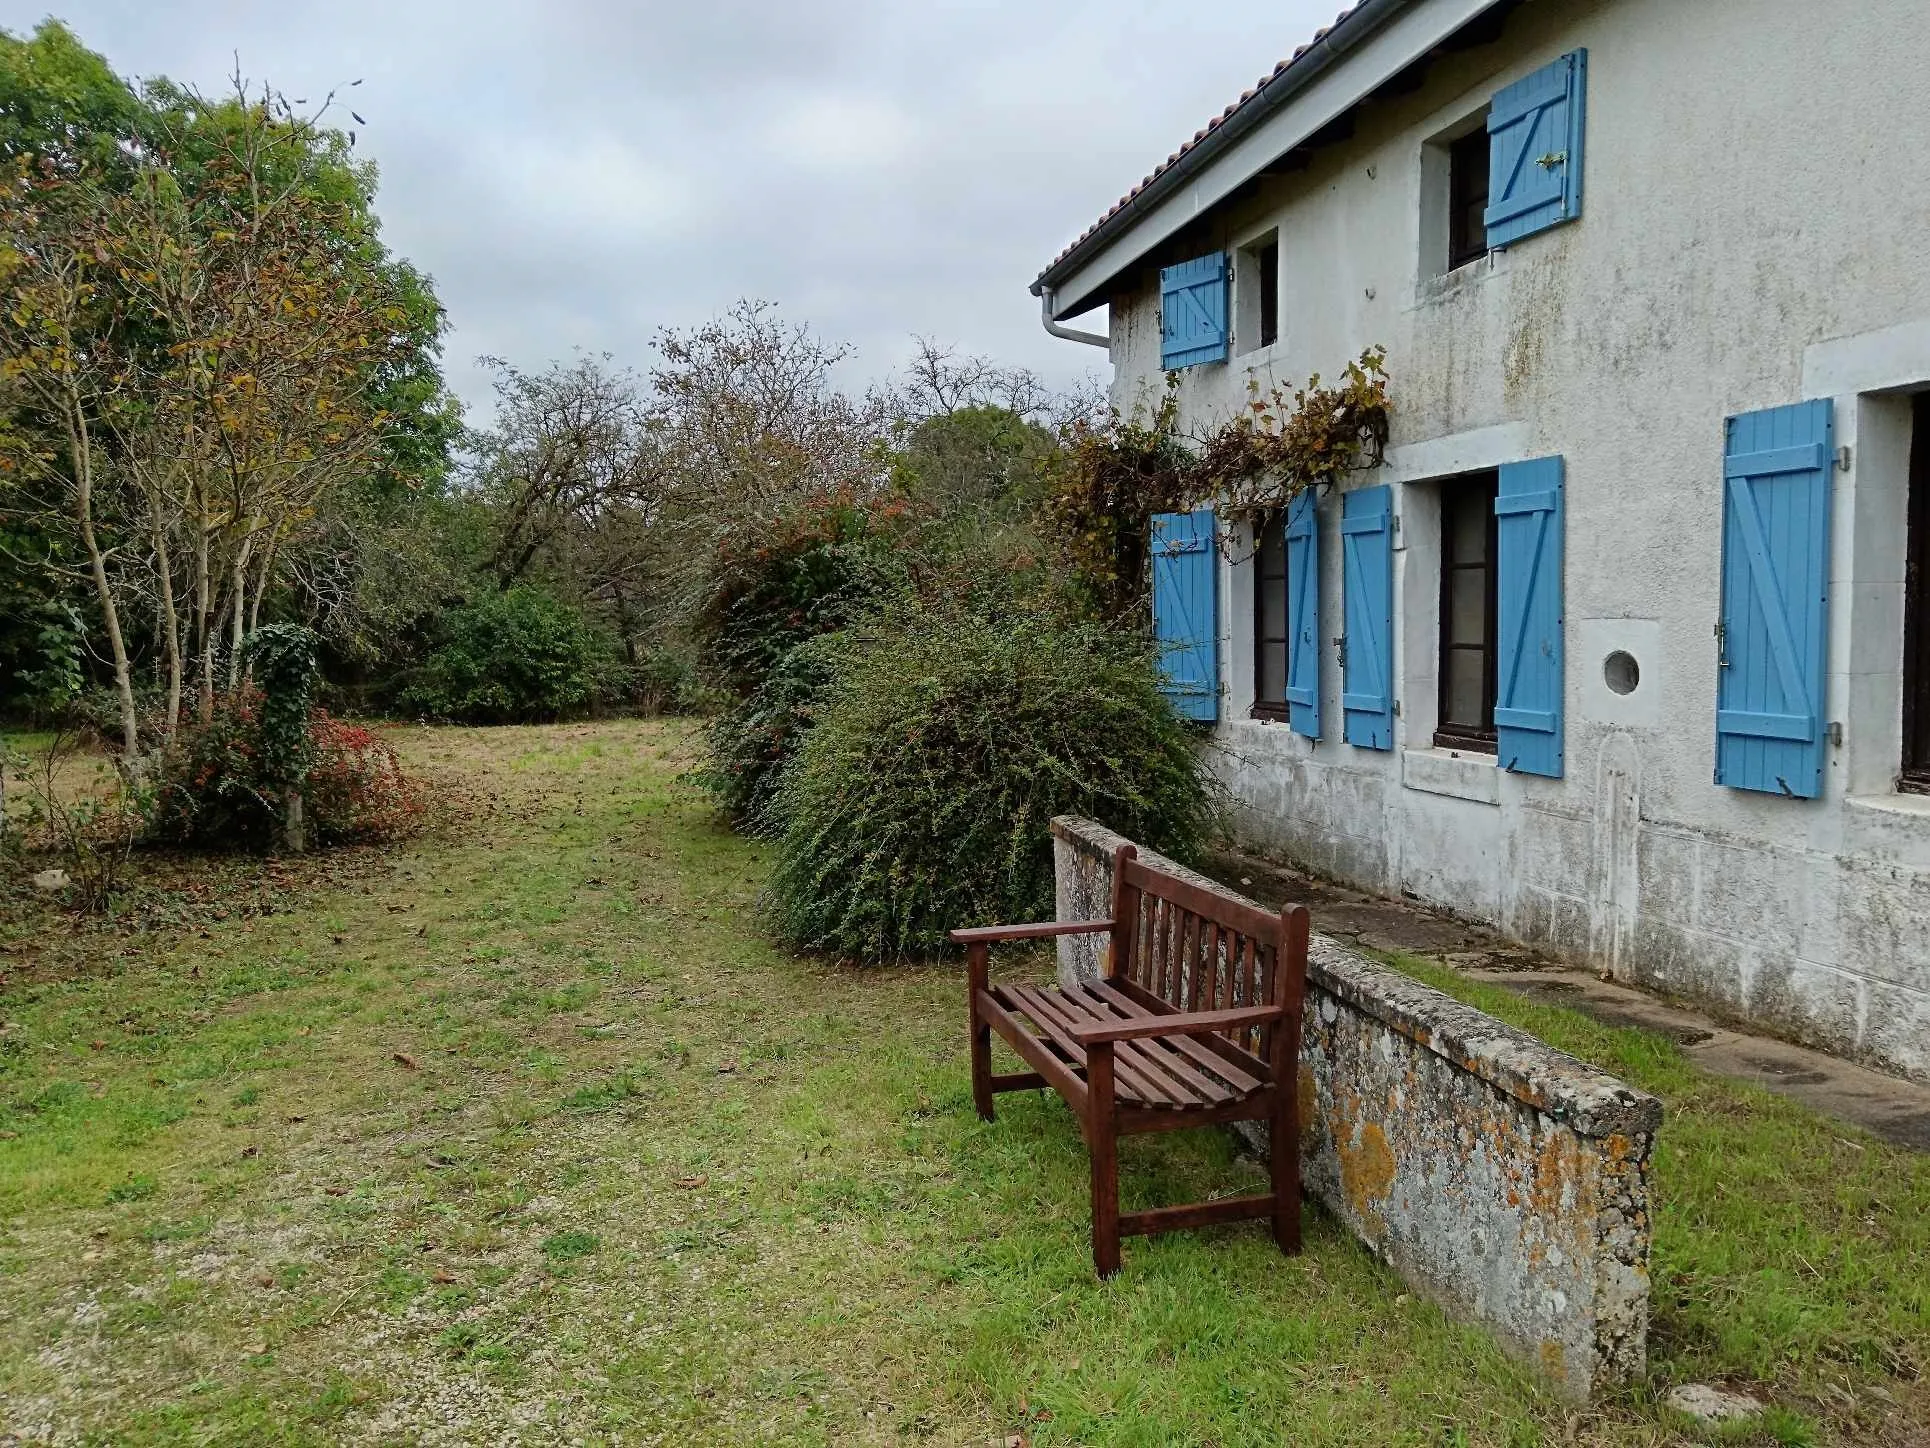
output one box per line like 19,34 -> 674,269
950,843 -> 1310,1276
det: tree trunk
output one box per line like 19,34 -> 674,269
69,407 -> 139,757
152,514 -> 184,736
243,530 -> 278,687
283,786 -> 306,853
227,543 -> 248,690
194,519 -> 215,724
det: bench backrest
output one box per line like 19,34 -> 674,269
1108,846 -> 1309,1062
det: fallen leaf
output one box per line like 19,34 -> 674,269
323,1186 -> 348,1197
240,1145 -> 260,1159
675,1175 -> 709,1189
716,1062 -> 737,1074
393,1052 -> 420,1071
256,1273 -> 275,1288
287,1115 -> 305,1124
432,1269 -> 457,1284
89,1039 -> 105,1050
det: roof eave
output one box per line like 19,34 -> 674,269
1034,0 -> 1507,316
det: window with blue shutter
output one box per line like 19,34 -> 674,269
1341,485 -> 1394,750
1485,49 -> 1586,250
1284,488 -> 1321,739
1152,509 -> 1220,722
1494,457 -> 1565,777
1716,401 -> 1833,799
1160,254 -> 1229,370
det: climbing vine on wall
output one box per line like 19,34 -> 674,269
1198,346 -> 1391,520
1036,347 -> 1391,615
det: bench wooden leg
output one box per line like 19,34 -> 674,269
967,944 -> 994,1122
1271,1084 -> 1302,1256
1087,1041 -> 1121,1276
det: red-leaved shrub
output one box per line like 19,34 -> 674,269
301,711 -> 427,845
151,693 -> 426,850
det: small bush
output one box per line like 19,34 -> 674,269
149,690 -> 278,848
763,588 -> 1219,959
302,712 -> 428,845
151,694 -> 425,850
400,588 -> 604,723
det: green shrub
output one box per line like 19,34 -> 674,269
400,588 -> 604,723
763,590 -> 1219,959
700,633 -> 846,830
693,493 -> 905,699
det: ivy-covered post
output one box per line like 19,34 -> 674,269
240,625 -> 321,853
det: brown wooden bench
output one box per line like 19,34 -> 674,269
950,843 -> 1310,1276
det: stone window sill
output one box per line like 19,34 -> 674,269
1408,248 -> 1510,311
1846,791 -> 1930,821
1402,747 -> 1499,805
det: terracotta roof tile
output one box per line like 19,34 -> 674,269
1039,4 -> 1367,280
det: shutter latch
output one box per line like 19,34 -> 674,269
1713,620 -> 1728,667
1535,151 -> 1567,169
1332,635 -> 1346,668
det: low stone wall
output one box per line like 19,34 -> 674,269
1051,817 -> 1662,1401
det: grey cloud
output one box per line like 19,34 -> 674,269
14,0 -> 1343,416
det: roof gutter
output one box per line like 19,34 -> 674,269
1038,285 -> 1110,349
1030,0 -> 1416,311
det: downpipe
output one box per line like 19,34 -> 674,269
1038,286 -> 1109,349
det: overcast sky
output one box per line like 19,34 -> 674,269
9,0 -> 1341,420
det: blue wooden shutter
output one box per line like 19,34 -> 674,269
1152,509 -> 1219,722
1340,485 -> 1394,750
1160,254 -> 1229,369
1716,401 -> 1833,798
1284,489 -> 1322,739
1495,457 -> 1565,777
1485,49 -> 1586,249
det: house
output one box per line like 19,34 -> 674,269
1029,0 -> 1930,1084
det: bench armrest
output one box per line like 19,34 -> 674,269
949,920 -> 1115,945
1069,1003 -> 1283,1046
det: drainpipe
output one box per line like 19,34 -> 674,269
1038,286 -> 1109,350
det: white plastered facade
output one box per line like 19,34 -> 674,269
1092,0 -> 1930,1079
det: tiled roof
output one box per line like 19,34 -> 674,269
1037,3 -> 1371,288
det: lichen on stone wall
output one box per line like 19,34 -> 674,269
1050,816 -> 1661,1401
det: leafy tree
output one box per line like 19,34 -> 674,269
399,587 -> 605,724
0,22 -> 458,749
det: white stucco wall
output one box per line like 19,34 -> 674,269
1101,0 -> 1930,1079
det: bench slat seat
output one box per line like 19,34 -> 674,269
988,981 -> 1265,1108
953,844 -> 1310,1276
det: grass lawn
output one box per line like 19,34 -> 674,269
0,721 -> 1923,1445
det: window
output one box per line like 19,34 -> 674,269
1436,472 -> 1499,751
1253,513 -> 1289,719
1905,394 -> 1930,792
1447,127 -> 1491,271
1235,235 -> 1280,354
